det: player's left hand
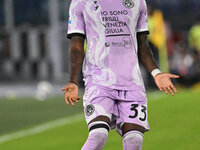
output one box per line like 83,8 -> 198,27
154,73 -> 179,96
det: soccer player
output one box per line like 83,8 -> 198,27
62,0 -> 179,150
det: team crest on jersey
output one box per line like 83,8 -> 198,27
85,104 -> 95,116
123,0 -> 134,9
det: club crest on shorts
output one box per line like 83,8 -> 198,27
85,104 -> 95,116
123,0 -> 134,9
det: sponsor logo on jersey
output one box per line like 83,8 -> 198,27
122,0 -> 134,9
111,37 -> 132,49
85,104 -> 95,116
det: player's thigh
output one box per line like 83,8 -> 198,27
89,115 -> 111,126
117,100 -> 149,136
84,96 -> 114,126
122,123 -> 145,135
83,86 -> 115,126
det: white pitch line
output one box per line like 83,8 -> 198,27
0,92 -> 166,144
0,113 -> 84,144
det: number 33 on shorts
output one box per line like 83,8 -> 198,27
128,103 -> 147,122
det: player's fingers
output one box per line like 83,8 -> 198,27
68,96 -> 75,106
159,86 -> 163,91
61,86 -> 69,91
163,87 -> 168,94
170,84 -> 177,93
167,86 -> 174,96
156,84 -> 162,91
169,74 -> 180,79
71,97 -> 78,103
65,95 -> 69,104
61,87 -> 66,91
77,96 -> 81,100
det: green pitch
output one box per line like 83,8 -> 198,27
0,89 -> 200,150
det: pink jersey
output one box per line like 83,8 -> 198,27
67,0 -> 149,91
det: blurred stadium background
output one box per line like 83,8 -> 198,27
0,0 -> 200,150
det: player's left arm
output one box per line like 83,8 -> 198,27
137,33 -> 179,95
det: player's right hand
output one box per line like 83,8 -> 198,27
61,83 -> 80,106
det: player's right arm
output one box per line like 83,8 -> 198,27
62,0 -> 86,105
62,36 -> 85,106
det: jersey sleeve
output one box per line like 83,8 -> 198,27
67,0 -> 86,39
136,0 -> 149,34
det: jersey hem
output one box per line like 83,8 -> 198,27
137,30 -> 150,35
67,33 -> 86,39
136,28 -> 149,33
67,30 -> 86,39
